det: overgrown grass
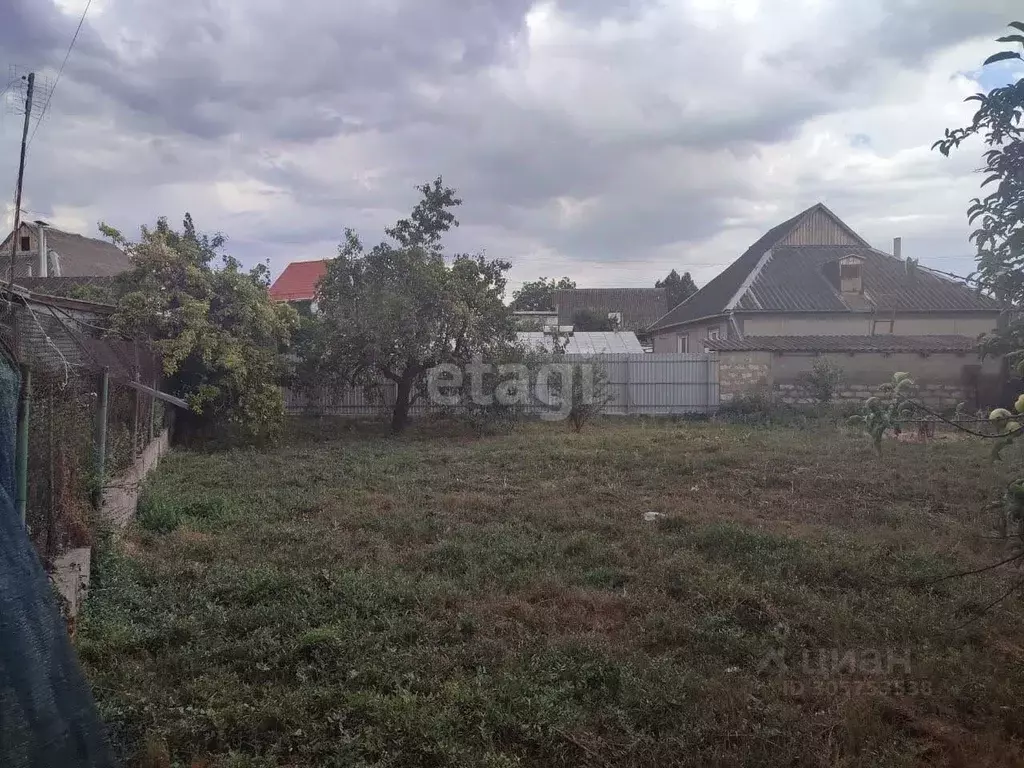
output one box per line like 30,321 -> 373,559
78,418 -> 1024,767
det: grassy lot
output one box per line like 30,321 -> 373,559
78,418 -> 1024,767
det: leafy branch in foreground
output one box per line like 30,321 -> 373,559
916,21 -> 1024,610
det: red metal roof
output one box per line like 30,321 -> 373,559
269,260 -> 328,302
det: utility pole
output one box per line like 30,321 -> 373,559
8,71 -> 34,290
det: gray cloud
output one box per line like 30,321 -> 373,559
0,0 -> 1019,289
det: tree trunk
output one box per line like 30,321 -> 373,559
391,374 -> 414,434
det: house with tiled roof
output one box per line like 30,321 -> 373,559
269,260 -> 329,308
649,203 -> 1001,353
0,220 -> 132,282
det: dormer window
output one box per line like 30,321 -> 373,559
839,256 -> 863,294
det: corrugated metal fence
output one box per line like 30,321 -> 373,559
284,353 -> 719,418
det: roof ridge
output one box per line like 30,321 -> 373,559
724,248 -> 774,312
557,287 -> 664,293
648,206 -> 810,331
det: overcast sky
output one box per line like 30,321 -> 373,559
0,0 -> 1021,294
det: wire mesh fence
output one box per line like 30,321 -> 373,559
0,289 -> 166,568
27,371 -> 94,563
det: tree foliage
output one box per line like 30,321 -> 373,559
105,214 -> 297,439
571,308 -> 615,331
311,178 -> 516,433
934,21 -> 1024,361
509,276 -> 576,311
656,269 -> 698,308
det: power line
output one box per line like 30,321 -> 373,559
26,0 -> 92,150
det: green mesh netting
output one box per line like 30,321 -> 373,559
0,358 -> 115,767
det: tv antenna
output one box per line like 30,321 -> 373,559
5,67 -> 54,289
5,66 -> 54,120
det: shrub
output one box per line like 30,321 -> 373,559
554,358 -> 614,432
847,372 -> 918,454
717,391 -> 783,425
797,358 -> 845,404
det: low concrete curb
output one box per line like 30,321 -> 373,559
50,428 -> 171,617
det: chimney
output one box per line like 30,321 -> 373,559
36,223 -> 47,278
893,236 -> 902,261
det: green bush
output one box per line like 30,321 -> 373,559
716,391 -> 786,425
718,390 -> 859,427
797,358 -> 845,404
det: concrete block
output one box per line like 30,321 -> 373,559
50,547 -> 90,619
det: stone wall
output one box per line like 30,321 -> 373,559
718,351 -> 772,403
774,380 -> 967,408
718,350 -> 999,408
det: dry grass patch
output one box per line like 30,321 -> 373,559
78,418 -> 1024,767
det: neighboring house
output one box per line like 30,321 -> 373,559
0,220 -> 131,283
648,203 -> 1001,353
553,288 -> 669,336
512,310 -> 559,330
647,203 -> 1004,407
269,260 -> 328,311
517,330 -> 645,354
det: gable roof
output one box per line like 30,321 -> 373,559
649,203 -> 996,331
42,226 -> 132,276
3,222 -> 132,278
554,288 -> 668,331
269,260 -> 328,302
735,246 -> 999,313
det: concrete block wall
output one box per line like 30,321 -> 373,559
51,428 -> 171,618
718,351 -> 772,403
719,350 -> 990,408
773,381 -> 968,408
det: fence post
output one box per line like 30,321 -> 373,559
15,364 -> 31,525
624,355 -> 631,415
148,394 -> 156,443
92,368 -> 109,509
707,354 -> 715,413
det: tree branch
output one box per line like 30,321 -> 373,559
905,401 -> 1008,439
908,551 -> 1024,587
954,577 -> 1024,631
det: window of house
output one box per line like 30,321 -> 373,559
871,319 -> 894,335
839,257 -> 864,294
840,263 -> 861,280
707,327 -> 721,340
19,236 -> 30,252
676,335 -> 688,353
